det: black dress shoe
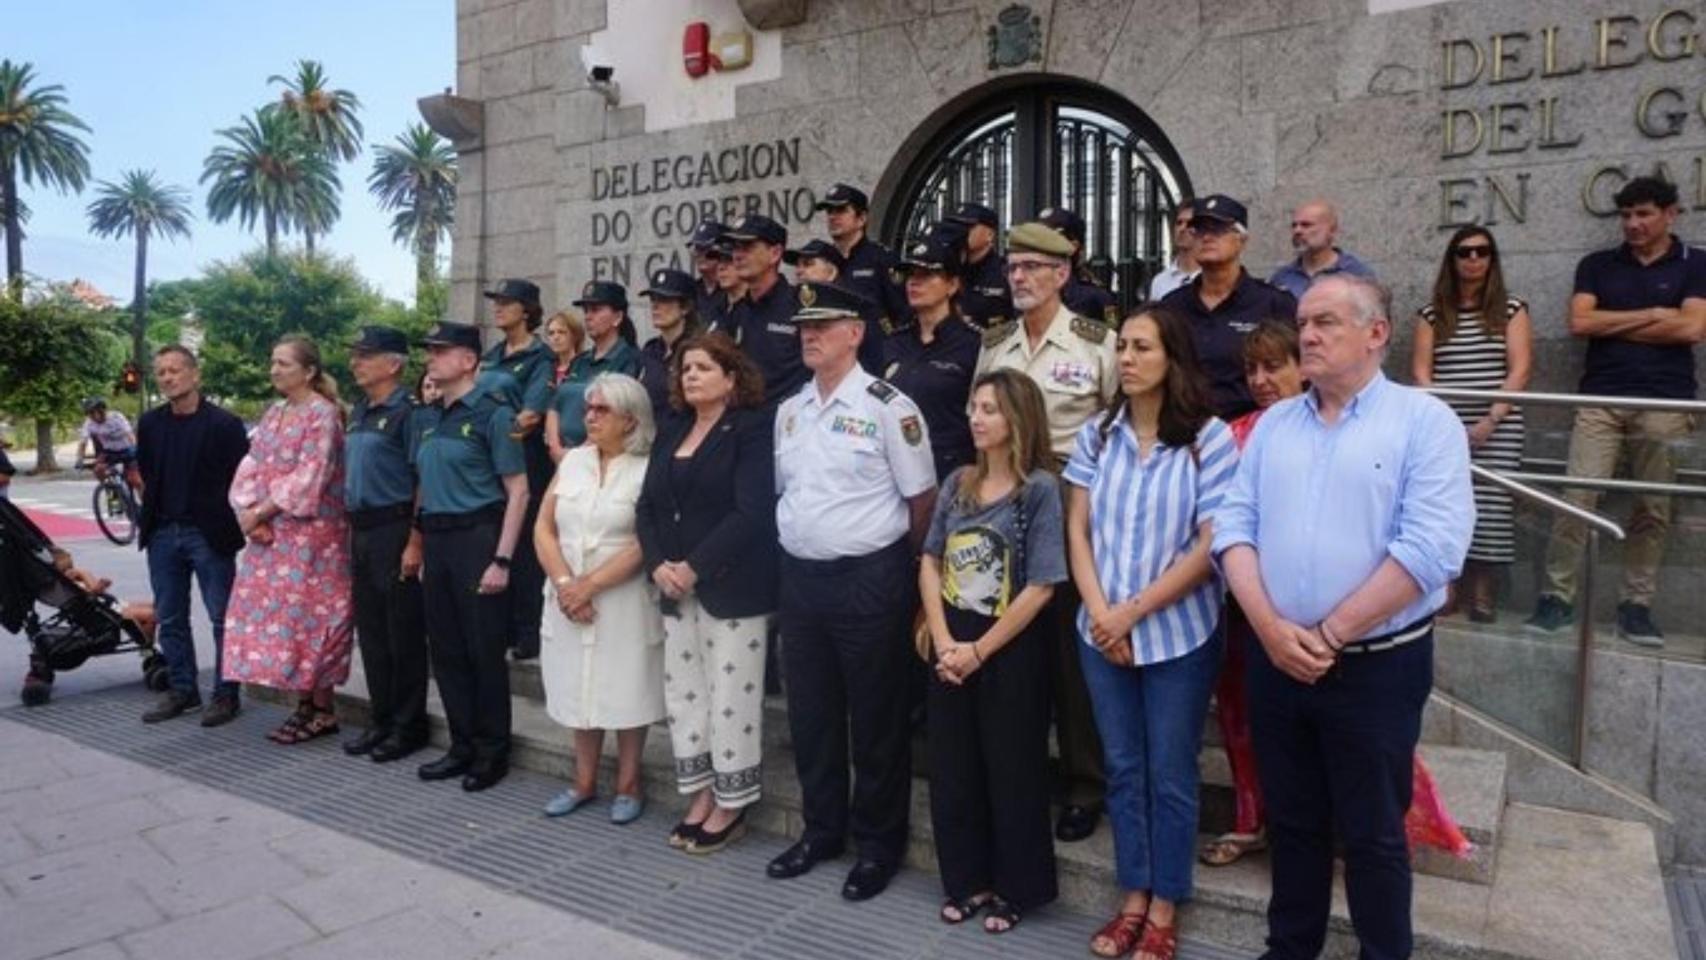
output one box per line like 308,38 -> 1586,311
841,859 -> 896,901
1055,804 -> 1101,842
370,736 -> 426,764
766,838 -> 843,879
417,753 -> 472,781
343,728 -> 389,757
461,761 -> 508,792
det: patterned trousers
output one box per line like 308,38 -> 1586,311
663,595 -> 769,808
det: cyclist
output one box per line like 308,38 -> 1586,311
77,398 -> 143,497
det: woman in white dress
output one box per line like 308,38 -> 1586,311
533,373 -> 664,824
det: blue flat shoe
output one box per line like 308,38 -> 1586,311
610,793 -> 645,825
543,787 -> 594,817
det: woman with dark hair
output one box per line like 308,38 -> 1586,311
886,230 -> 981,482
225,335 -> 354,744
634,333 -> 775,853
1411,226 -> 1531,622
920,368 -> 1064,934
415,368 -> 443,407
1065,304 -> 1237,960
637,268 -> 704,420
548,283 -> 641,463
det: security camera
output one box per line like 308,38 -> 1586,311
589,64 -> 614,83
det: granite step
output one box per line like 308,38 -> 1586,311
291,662 -> 1677,960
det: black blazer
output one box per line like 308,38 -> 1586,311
635,407 -> 777,619
136,398 -> 250,556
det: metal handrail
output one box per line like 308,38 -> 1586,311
1470,465 -> 1625,541
1427,386 -> 1706,415
1469,465 -> 1622,769
1498,470 -> 1706,500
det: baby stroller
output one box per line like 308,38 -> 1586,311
0,498 -> 168,705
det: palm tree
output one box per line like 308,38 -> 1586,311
202,107 -> 338,257
0,60 -> 92,296
270,60 -> 361,255
86,170 -> 193,379
368,123 -> 456,298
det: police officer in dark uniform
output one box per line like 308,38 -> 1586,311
723,214 -> 807,406
817,183 -> 908,374
885,231 -> 980,482
945,203 -> 1014,331
342,326 -> 429,763
1039,206 -> 1120,327
689,219 -> 726,322
636,267 -> 703,418
411,321 -> 530,792
766,281 -> 938,902
481,278 -> 554,660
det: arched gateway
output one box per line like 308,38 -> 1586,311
874,76 -> 1193,312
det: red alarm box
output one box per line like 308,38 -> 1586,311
683,22 -> 710,78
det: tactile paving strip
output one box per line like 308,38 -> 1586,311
3,682 -> 1245,960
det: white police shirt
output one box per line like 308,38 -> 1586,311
775,366 -> 937,561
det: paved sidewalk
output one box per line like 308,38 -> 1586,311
1,684 -> 1245,960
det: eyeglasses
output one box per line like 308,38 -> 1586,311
1453,245 -> 1493,260
1004,259 -> 1062,276
1188,218 -> 1238,237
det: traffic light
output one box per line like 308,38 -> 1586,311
119,362 -> 141,394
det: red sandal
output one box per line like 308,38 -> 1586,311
1089,910 -> 1147,958
1134,921 -> 1178,960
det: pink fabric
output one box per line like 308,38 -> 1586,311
224,396 -> 354,691
1407,756 -> 1474,858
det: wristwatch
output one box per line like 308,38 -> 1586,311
492,555 -> 512,570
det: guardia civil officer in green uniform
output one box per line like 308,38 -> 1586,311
412,321 -> 530,792
342,326 -> 429,763
481,279 -> 554,660
767,281 -> 939,902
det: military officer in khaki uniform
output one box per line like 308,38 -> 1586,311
973,221 -> 1117,843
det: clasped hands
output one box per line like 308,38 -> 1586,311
1086,596 -> 1145,667
553,574 -> 597,623
239,505 -> 275,546
651,561 -> 698,601
932,628 -> 984,686
1262,618 -> 1342,684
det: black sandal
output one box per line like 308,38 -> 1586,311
268,703 -> 315,743
939,893 -> 993,924
278,709 -> 340,745
983,897 -> 1021,935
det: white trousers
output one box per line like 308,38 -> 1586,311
663,595 -> 769,808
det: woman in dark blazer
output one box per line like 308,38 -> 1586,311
635,331 -> 777,855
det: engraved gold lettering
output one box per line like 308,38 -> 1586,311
1647,9 -> 1698,61
1441,38 -> 1484,90
1582,165 -> 1629,217
1487,103 -> 1531,154
1596,15 -> 1643,70
1438,178 -> 1479,227
1541,25 -> 1586,77
1490,32 -> 1533,84
1442,109 -> 1484,159
1537,96 -> 1583,150
1637,87 -> 1688,139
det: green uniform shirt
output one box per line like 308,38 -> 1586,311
410,381 -> 525,515
481,336 -> 554,415
344,386 -> 416,511
553,339 -> 642,447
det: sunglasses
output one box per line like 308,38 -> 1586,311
1453,245 -> 1494,260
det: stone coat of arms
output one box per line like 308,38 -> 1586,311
988,5 -> 1043,70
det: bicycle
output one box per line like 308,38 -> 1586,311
77,457 -> 139,546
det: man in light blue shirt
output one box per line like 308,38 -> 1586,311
1212,275 -> 1472,960
1268,200 -> 1377,301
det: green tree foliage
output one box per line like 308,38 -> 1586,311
269,60 -> 362,255
0,60 -> 91,293
368,123 -> 455,299
202,107 -> 338,257
0,287 -> 124,470
86,169 -> 194,380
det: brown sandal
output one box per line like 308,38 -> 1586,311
1089,910 -> 1147,958
268,703 -> 315,743
1199,830 -> 1267,866
277,709 -> 339,745
1134,921 -> 1178,960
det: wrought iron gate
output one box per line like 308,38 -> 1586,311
884,84 -> 1190,311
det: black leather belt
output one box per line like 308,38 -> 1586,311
347,503 -> 412,530
417,504 -> 503,532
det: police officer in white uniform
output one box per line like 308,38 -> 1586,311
766,281 -> 938,903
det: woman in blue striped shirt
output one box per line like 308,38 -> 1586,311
1064,304 -> 1238,960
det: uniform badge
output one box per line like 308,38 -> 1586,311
799,283 -> 816,307
783,414 -> 796,435
884,361 -> 900,379
582,281 -> 596,297
460,422 -> 474,438
377,417 -> 389,431
900,415 -> 923,447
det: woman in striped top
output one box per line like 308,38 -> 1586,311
1411,226 -> 1532,622
1065,304 -> 1238,960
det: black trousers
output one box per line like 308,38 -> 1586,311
1049,577 -> 1106,809
778,539 -> 914,866
350,515 -> 428,743
422,519 -> 512,766
1250,631 -> 1433,960
507,436 -> 551,657
928,605 -> 1057,910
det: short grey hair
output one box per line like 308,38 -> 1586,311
1315,274 -> 1391,328
586,372 -> 654,456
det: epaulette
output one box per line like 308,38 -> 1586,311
1071,315 -> 1111,345
866,379 -> 898,404
982,319 -> 1018,348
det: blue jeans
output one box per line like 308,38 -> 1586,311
1079,625 -> 1223,900
146,522 -> 238,700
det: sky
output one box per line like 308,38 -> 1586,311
10,0 -> 455,304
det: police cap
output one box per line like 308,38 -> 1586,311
793,281 -> 872,322
572,280 -> 629,311
1192,194 -> 1249,228
897,232 -> 966,274
814,183 -> 869,212
946,203 -> 998,229
419,321 -> 483,353
482,278 -> 541,306
783,238 -> 846,271
350,325 -> 410,355
640,268 -> 697,301
1036,207 -> 1086,246
723,214 -> 787,247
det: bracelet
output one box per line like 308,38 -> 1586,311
553,575 -> 573,587
970,644 -> 984,664
1316,623 -> 1343,653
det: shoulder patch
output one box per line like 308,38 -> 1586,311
1071,316 -> 1111,345
866,379 -> 898,404
982,319 -> 1018,348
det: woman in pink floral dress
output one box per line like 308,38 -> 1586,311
226,335 -> 355,744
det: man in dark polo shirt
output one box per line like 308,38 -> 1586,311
1159,194 -> 1298,419
1528,176 -> 1706,646
818,182 -> 907,372
946,202 -> 1014,331
689,219 -> 726,323
725,214 -> 808,406
1039,206 -> 1119,327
